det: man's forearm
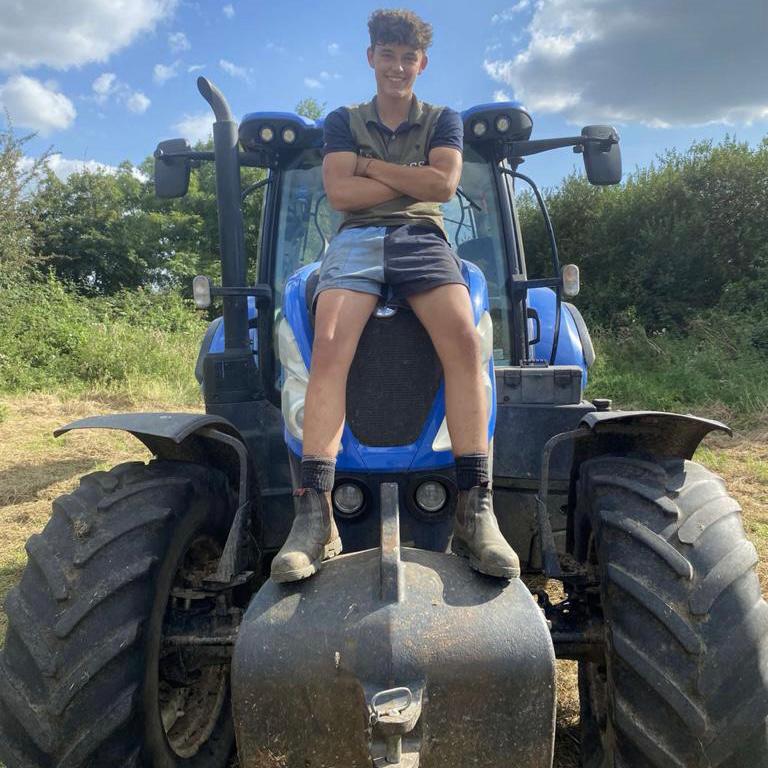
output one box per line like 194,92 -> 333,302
365,158 -> 454,203
327,176 -> 401,212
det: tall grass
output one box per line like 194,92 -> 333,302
0,275 -> 206,405
586,315 -> 768,426
1,275 -> 766,425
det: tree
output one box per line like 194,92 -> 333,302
31,142 -> 266,295
295,97 -> 325,120
0,120 -> 50,277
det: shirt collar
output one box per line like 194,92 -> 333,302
361,94 -> 424,133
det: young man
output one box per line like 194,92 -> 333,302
270,9 -> 519,583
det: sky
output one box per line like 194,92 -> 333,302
1,0 -> 766,189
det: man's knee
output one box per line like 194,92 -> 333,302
437,321 -> 482,369
311,331 -> 355,373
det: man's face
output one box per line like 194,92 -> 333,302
367,42 -> 427,99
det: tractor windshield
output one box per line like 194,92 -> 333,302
272,146 -> 513,363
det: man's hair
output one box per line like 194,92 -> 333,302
368,9 -> 433,51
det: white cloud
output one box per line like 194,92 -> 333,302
0,75 -> 76,135
304,77 -> 322,90
92,72 -> 117,102
219,59 -> 248,80
173,112 -> 213,144
168,31 -> 190,53
484,0 -> 768,127
223,4 -> 235,18
0,0 -> 177,71
89,72 -> 152,113
266,41 -> 286,55
188,64 -> 205,73
492,1 -> 529,23
327,42 -> 340,55
493,89 -> 511,102
20,154 -> 148,182
126,91 -> 151,114
154,63 -> 179,85
319,71 -> 331,81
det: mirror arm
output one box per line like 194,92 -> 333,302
154,149 -> 215,163
504,135 -> 617,159
210,285 -> 272,302
241,176 -> 271,201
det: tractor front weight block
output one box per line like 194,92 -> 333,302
232,483 -> 557,768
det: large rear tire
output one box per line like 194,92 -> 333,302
574,455 -> 768,768
0,460 -> 238,768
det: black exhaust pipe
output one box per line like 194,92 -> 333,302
197,77 -> 262,404
197,77 -> 250,355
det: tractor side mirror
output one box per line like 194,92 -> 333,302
581,125 -> 622,185
154,138 -> 192,198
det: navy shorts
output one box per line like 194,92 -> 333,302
314,223 -> 468,306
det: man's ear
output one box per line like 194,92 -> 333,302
367,46 -> 375,68
419,53 -> 429,74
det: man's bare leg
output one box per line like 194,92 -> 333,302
271,288 -> 378,583
303,288 -> 380,456
407,284 -> 520,579
406,284 -> 486,454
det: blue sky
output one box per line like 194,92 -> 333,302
2,0 -> 766,189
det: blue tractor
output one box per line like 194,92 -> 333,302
1,78 -> 766,768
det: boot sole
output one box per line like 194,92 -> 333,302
271,537 -> 343,584
452,540 -> 520,580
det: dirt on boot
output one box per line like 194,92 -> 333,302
270,488 -> 342,583
452,486 -> 521,579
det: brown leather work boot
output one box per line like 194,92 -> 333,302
270,488 -> 342,583
452,485 -> 520,579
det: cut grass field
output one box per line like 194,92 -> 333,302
0,392 -> 766,768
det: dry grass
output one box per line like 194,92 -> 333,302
0,394 -> 765,768
0,392 -> 199,641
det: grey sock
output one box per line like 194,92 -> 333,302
455,453 -> 489,490
300,456 -> 336,492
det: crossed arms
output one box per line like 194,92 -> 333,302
323,147 -> 462,212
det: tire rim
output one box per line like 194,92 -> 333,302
159,536 -> 230,758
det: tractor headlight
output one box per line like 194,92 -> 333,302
192,275 -> 212,309
472,120 -> 488,138
259,125 -> 275,143
433,311 -> 494,453
281,126 -> 297,144
278,318 -> 309,440
333,483 -> 364,515
562,263 -> 580,298
495,114 -> 511,133
415,481 -> 447,513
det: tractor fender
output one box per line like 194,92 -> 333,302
54,412 -> 255,504
574,409 -> 731,463
557,410 -> 732,560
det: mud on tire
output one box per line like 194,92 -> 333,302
574,456 -> 768,768
0,460 -> 237,768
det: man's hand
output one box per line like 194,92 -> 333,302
354,155 -> 373,177
363,146 -> 462,203
323,151 -> 400,212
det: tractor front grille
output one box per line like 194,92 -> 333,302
346,310 -> 442,447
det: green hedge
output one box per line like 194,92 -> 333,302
0,275 -> 206,404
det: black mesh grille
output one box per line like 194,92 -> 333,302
346,310 -> 442,447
